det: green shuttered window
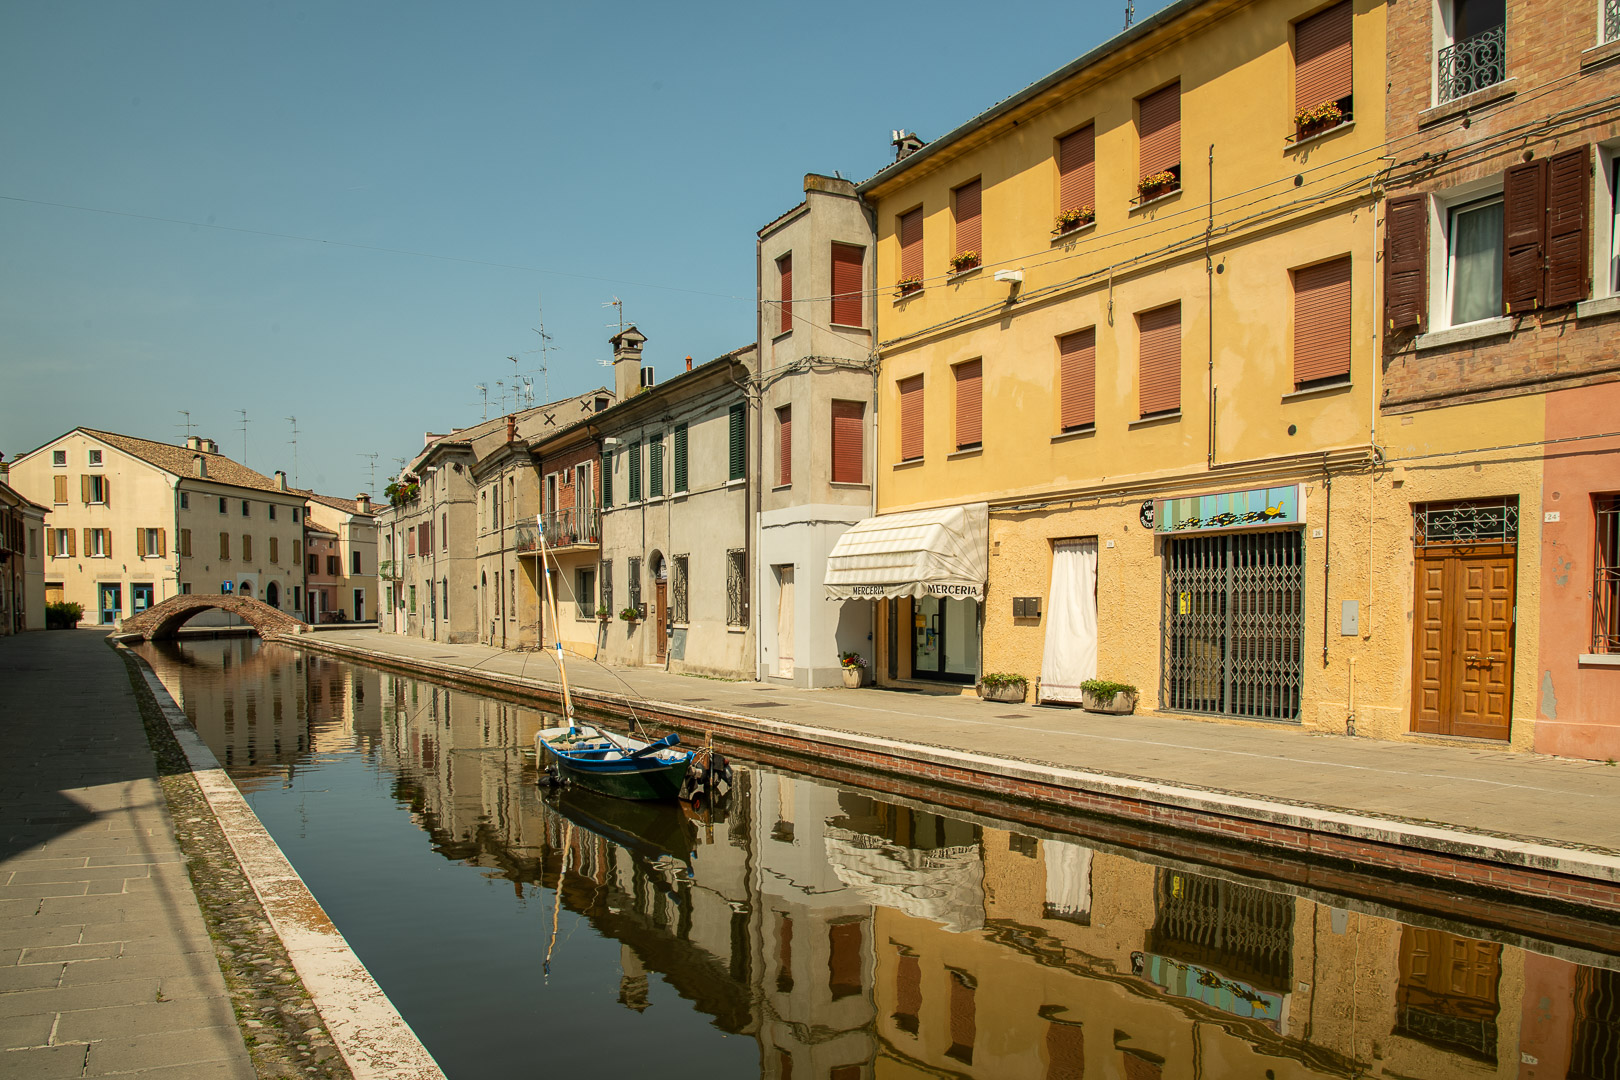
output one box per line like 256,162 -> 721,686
674,424 -> 688,492
728,403 -> 746,481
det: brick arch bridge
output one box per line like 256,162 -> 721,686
116,594 -> 308,641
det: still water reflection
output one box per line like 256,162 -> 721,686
134,636 -> 1620,1080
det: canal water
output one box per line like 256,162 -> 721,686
133,636 -> 1620,1080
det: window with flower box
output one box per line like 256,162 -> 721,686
1136,83 -> 1181,202
1292,1 -> 1353,142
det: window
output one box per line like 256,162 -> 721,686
83,475 -> 109,504
953,360 -> 982,450
308,553 -> 319,574
1438,0 -> 1506,104
1057,126 -> 1096,228
729,402 -> 746,481
292,508 -> 299,523
180,582 -> 192,595
88,449 -> 102,466
440,513 -> 447,551
268,504 -> 276,521
776,406 -> 792,486
673,425 -> 688,492
52,475 -> 67,505
1292,255 -> 1353,387
241,500 -> 250,517
1384,194 -> 1429,332
293,585 -> 301,609
650,433 -> 664,498
831,242 -> 865,326
242,535 -> 252,562
945,969 -> 976,1064
481,489 -> 488,530
672,555 -> 688,623
629,440 -> 643,501
1137,82 -> 1182,198
442,578 -> 448,619
898,375 -> 924,461
600,560 -> 613,616
52,528 -> 72,557
829,922 -> 864,1001
953,179 -> 981,269
509,569 -> 516,620
1505,148 -> 1592,312
1138,303 -> 1182,416
269,536 -> 279,563
327,555 -> 340,575
179,491 -> 189,510
52,449 -> 66,467
628,556 -> 642,615
600,450 -> 614,508
1294,1 -> 1353,137
777,254 -> 793,334
87,528 -> 109,558
1597,496 -> 1620,653
409,585 -> 417,614
143,528 -> 164,558
180,529 -> 192,557
1059,329 -> 1097,431
831,400 -> 865,484
220,532 -> 231,560
727,548 -> 748,626
219,497 -> 228,514
1448,195 -> 1504,325
352,550 -> 362,574
897,208 -> 924,294
576,568 -> 596,619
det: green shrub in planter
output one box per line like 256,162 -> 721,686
1079,678 -> 1138,714
979,672 -> 1028,703
46,601 -> 83,630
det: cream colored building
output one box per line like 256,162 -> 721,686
304,493 -> 378,623
8,429 -> 309,628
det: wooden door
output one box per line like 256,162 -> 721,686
1411,544 -> 1515,740
654,581 -> 667,662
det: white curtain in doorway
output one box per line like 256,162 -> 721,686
1040,539 -> 1098,702
776,567 -> 794,677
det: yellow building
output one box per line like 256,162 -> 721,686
851,0 -> 1389,731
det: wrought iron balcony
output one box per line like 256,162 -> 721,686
379,560 -> 400,580
515,507 -> 601,555
1608,0 -> 1620,45
1437,24 -> 1506,103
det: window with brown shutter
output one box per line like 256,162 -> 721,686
220,532 -> 230,560
954,180 -> 981,263
831,400 -> 864,484
1293,255 -> 1353,387
954,359 -> 982,449
831,243 -> 864,327
1294,1 -> 1353,120
1059,328 -> 1097,431
66,528 -> 76,557
1058,125 -> 1096,223
776,405 -> 792,486
53,475 -> 67,504
1503,160 -> 1547,313
1138,304 -> 1182,416
898,208 -> 924,291
1137,82 -> 1181,186
242,535 -> 252,563
81,474 -> 92,504
270,536 -> 279,563
1383,194 -> 1428,332
180,528 -> 192,558
898,375 -> 925,461
1547,146 -> 1591,308
777,254 -> 793,334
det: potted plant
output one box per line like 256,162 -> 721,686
949,251 -> 981,274
1052,206 -> 1095,235
1080,679 -> 1138,714
45,601 -> 83,630
596,605 -> 612,621
839,651 -> 868,688
1137,170 -> 1179,202
979,672 -> 1027,703
895,276 -> 923,298
619,606 -> 642,623
1294,101 -> 1345,139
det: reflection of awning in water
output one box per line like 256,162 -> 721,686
823,827 -> 985,933
824,503 -> 988,602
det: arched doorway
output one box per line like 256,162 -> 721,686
264,581 -> 280,609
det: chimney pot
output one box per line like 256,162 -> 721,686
185,436 -> 202,451
685,355 -> 693,371
506,416 -> 517,443
274,470 -> 288,491
356,493 -> 371,513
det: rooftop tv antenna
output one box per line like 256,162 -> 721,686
1124,0 -> 1135,29
474,384 -> 489,420
531,296 -> 555,402
176,410 -> 195,443
236,409 -> 250,465
358,452 -> 379,496
285,416 -> 300,486
603,296 -> 624,335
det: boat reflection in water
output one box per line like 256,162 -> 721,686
136,637 -> 1620,1080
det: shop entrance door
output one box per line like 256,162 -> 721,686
654,581 -> 668,663
99,584 -> 121,625
910,595 -> 980,683
132,583 -> 154,613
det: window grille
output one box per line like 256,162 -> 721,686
727,548 -> 748,626
1162,531 -> 1303,721
1149,870 -> 1294,992
1608,0 -> 1620,45
600,561 -> 612,616
627,556 -> 642,615
1437,23 -> 1505,103
1596,496 -> 1620,653
672,555 -> 689,623
1413,498 -> 1518,546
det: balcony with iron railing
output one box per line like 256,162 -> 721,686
1437,23 -> 1506,103
516,507 -> 602,556
379,559 -> 401,580
1608,0 -> 1620,45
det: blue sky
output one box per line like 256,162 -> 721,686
2,1 -> 1167,499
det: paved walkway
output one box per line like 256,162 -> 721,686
0,631 -> 253,1080
297,629 -> 1620,856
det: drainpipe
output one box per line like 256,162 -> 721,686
1321,458 -> 1332,668
1206,143 -> 1217,468
753,235 -> 764,683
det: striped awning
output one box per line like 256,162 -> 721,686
824,503 -> 988,601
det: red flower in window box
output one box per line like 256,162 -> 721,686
895,277 -> 923,298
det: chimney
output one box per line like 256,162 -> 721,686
274,470 -> 288,491
201,438 -> 219,455
0,454 -> 9,480
185,435 -> 202,451
506,415 -> 517,443
193,455 -> 207,478
356,493 -> 372,514
685,355 -> 693,372
611,325 -> 648,401
891,130 -> 926,162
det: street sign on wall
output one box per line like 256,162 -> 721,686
1154,484 -> 1304,534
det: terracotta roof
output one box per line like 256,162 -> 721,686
306,492 -> 373,517
303,522 -> 339,538
78,428 -> 297,495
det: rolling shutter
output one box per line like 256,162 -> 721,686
1059,328 -> 1096,430
831,400 -> 864,484
899,209 -> 923,282
1503,159 -> 1547,314
1546,146 -> 1591,308
1295,1 -> 1352,111
898,375 -> 925,460
954,359 -> 982,449
672,425 -> 687,492
1138,304 -> 1182,416
954,180 -> 981,258
1059,126 -> 1095,213
1383,194 -> 1427,332
778,254 -> 793,334
1293,255 -> 1353,385
831,243 -> 864,327
777,406 -> 792,486
728,402 -> 746,481
1138,82 -> 1181,179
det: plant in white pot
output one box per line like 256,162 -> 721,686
1079,679 -> 1138,714
840,652 -> 868,688
979,672 -> 1027,703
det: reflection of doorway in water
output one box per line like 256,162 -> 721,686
910,595 -> 979,683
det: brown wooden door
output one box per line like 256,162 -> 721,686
1411,545 -> 1515,740
654,581 -> 667,662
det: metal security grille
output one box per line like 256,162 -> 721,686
600,561 -> 612,617
1149,870 -> 1294,992
1162,531 -> 1303,721
1597,497 -> 1620,653
1413,498 -> 1518,546
627,557 -> 642,615
727,549 -> 747,626
672,555 -> 689,624
1438,24 -> 1506,103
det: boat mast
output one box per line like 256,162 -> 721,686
536,514 -> 576,724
